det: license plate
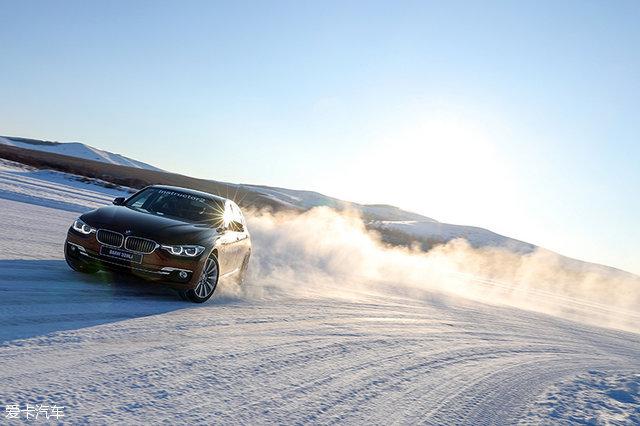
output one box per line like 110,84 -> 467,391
100,246 -> 143,263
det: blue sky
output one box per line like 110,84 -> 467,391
1,1 -> 639,274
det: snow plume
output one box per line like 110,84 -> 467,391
225,207 -> 640,333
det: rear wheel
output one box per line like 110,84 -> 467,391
183,255 -> 219,303
64,243 -> 99,274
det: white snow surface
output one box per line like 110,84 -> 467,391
0,136 -> 161,170
0,159 -> 131,215
522,371 -> 640,424
1,161 -> 639,424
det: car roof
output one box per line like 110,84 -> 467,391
147,185 -> 228,204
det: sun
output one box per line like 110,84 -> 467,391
340,109 -> 516,225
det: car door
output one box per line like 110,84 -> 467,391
216,227 -> 236,275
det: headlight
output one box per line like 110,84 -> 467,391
161,245 -> 205,257
72,218 -> 96,235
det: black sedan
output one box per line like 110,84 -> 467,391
64,185 -> 251,302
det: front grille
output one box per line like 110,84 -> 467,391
124,236 -> 157,254
96,229 -> 124,247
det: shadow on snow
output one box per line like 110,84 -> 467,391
0,259 -> 240,344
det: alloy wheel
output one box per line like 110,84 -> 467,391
194,257 -> 218,298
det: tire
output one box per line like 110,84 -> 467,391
65,244 -> 99,274
182,255 -> 219,303
235,253 -> 250,286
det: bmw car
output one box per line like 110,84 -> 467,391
64,185 -> 251,302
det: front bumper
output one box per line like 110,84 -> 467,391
65,230 -> 205,290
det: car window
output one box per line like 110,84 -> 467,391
235,204 -> 246,226
226,202 -> 245,231
125,188 -> 225,225
128,190 -> 152,209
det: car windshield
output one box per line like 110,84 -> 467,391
124,188 -> 225,226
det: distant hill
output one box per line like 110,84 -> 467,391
0,136 -> 161,171
371,220 -> 536,253
240,184 -> 437,222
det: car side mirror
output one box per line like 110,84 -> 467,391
112,197 -> 125,206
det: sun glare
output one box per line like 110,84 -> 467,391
346,111 -> 516,225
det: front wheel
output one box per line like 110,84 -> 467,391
182,255 -> 219,303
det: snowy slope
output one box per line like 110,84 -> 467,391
372,220 -> 536,253
0,161 -> 639,424
0,159 -> 131,214
240,184 -> 437,222
0,135 -> 161,171
362,204 -> 437,222
240,184 -> 351,210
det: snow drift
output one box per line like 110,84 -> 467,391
234,207 -> 640,333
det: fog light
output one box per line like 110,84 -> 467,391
179,271 -> 188,279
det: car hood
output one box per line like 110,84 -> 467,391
80,205 -> 218,245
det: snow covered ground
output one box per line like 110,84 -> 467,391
0,159 -> 131,215
0,160 -> 639,424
